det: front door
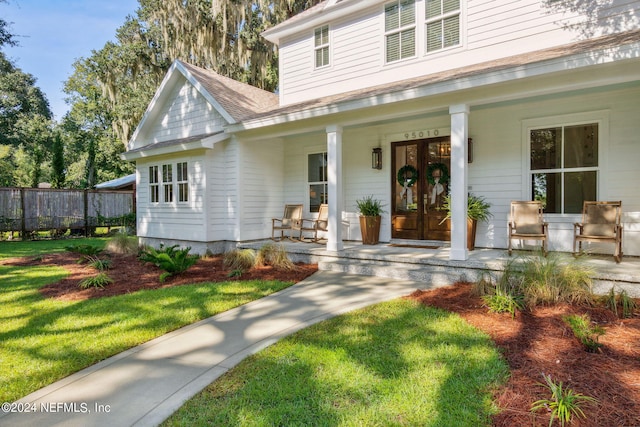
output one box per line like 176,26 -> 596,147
391,137 -> 451,240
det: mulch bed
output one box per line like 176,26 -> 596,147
3,252 -> 639,426
407,283 -> 640,427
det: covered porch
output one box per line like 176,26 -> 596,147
239,240 -> 640,298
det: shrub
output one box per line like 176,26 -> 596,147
255,243 -> 296,271
605,288 -> 638,319
482,289 -> 524,318
86,256 -> 112,271
106,231 -> 139,255
139,244 -> 199,283
498,253 -> 593,309
223,249 -> 256,272
563,314 -> 605,353
531,373 -> 596,427
65,244 -> 103,261
79,273 -> 114,289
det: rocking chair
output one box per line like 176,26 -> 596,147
271,204 -> 303,241
299,204 -> 328,243
573,201 -> 623,263
508,201 -> 548,256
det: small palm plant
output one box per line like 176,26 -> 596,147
531,374 -> 596,427
139,244 -> 199,283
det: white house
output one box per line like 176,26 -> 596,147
122,0 -> 640,260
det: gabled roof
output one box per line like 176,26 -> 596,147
178,61 -> 279,121
95,174 -> 136,190
128,60 -> 278,150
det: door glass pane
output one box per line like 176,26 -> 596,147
309,184 -> 327,213
394,144 -> 418,212
531,128 -> 560,170
425,141 -> 450,211
564,124 -> 598,168
564,171 -> 597,214
308,153 -> 327,182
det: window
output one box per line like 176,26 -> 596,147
308,152 -> 328,213
177,162 -> 188,203
314,25 -> 330,68
530,123 -> 598,214
162,164 -> 173,203
385,0 -> 416,63
425,0 -> 460,53
149,166 -> 159,203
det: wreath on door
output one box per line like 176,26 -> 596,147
426,163 -> 449,186
397,165 -> 418,187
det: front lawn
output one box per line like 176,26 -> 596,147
0,239 -> 294,403
163,299 -> 509,427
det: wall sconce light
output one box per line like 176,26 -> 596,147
468,138 -> 473,163
372,147 -> 382,170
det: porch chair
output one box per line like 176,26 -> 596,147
573,201 -> 623,263
299,204 -> 329,243
508,201 -> 548,256
271,204 -> 303,241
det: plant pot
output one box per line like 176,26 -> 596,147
359,215 -> 381,245
467,218 -> 477,251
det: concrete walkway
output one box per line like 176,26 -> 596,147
1,271 -> 426,427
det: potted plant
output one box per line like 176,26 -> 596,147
356,195 -> 386,245
440,193 -> 492,250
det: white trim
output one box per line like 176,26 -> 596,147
121,133 -> 229,161
228,42 -> 639,134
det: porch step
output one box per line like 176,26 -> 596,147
318,258 -> 484,286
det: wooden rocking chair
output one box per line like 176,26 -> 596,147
574,201 -> 623,263
508,201 -> 548,256
271,204 -> 303,241
299,204 -> 328,243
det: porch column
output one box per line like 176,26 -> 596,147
326,125 -> 344,252
449,104 -> 469,261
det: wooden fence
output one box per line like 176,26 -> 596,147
0,187 -> 135,236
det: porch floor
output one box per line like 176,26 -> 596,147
239,239 -> 640,297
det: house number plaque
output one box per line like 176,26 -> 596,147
388,127 -> 451,142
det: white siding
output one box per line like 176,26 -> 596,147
140,79 -> 226,146
204,140 -> 237,241
136,154 -> 207,241
278,0 -> 640,105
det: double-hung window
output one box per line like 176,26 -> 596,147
530,123 -> 598,214
385,0 -> 416,63
177,162 -> 188,203
308,152 -> 328,213
149,166 -> 159,203
314,25 -> 330,68
425,0 -> 461,53
162,164 -> 173,203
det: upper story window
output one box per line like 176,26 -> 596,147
162,164 -> 173,203
149,166 -> 159,203
385,0 -> 416,63
314,25 -> 330,68
530,123 -> 598,214
425,0 -> 461,53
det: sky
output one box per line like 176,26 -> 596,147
3,0 -> 140,120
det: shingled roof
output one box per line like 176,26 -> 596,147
178,61 -> 279,122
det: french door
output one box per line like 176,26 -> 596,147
391,137 -> 451,240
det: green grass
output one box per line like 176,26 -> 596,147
0,239 -> 294,403
0,238 -> 107,260
163,299 -> 509,427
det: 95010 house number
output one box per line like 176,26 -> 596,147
391,128 -> 450,142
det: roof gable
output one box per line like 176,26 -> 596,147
128,60 -> 278,150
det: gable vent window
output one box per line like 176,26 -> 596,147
425,0 -> 460,53
385,0 -> 416,63
314,25 -> 330,68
